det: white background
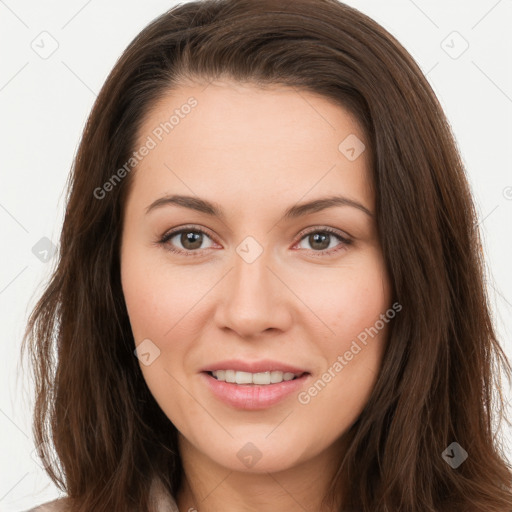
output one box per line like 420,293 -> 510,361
1,1 -> 511,510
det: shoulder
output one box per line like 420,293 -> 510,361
22,480 -> 180,512
23,497 -> 69,512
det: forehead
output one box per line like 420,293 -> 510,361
128,80 -> 373,215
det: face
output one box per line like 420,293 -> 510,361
120,80 -> 392,475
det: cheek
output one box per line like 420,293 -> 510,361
122,241 -> 391,357
120,249 -> 199,422
121,244 -> 203,344
121,238 -> 391,444
299,251 -> 391,346
299,252 -> 391,408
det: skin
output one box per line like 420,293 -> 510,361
120,80 -> 392,512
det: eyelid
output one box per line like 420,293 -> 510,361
296,225 -> 352,243
158,225 -> 218,256
158,224 -> 352,256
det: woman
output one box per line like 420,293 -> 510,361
22,0 -> 512,510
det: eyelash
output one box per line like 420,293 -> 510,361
157,225 -> 352,258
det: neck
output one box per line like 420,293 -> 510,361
175,434 -> 346,512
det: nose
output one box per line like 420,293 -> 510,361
213,247 -> 293,339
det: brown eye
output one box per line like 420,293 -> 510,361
307,232 -> 331,251
158,225 -> 351,257
178,231 -> 204,250
160,227 -> 215,255
296,228 -> 351,254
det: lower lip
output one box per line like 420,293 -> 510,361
201,371 -> 310,410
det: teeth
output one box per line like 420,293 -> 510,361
210,370 -> 300,385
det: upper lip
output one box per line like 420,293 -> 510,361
201,359 -> 309,375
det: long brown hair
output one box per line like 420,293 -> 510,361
21,0 -> 512,510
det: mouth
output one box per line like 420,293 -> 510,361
205,369 -> 307,385
200,370 -> 311,410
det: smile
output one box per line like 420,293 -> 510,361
209,369 -> 304,385
201,371 -> 311,410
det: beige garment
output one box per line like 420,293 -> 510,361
22,477 -> 180,512
23,500 -> 68,512
150,476 -> 181,512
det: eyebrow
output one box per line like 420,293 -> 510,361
145,194 -> 373,219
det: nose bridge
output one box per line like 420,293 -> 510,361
232,244 -> 270,297
215,239 -> 289,337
